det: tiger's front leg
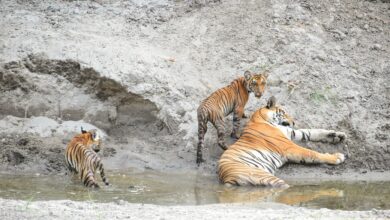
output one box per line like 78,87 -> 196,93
290,129 -> 346,144
231,107 -> 244,139
214,119 -> 228,150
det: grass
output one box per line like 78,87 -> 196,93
309,86 -> 338,105
16,194 -> 35,212
24,195 -> 34,211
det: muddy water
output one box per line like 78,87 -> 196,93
0,170 -> 389,210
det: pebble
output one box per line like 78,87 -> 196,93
115,200 -> 126,205
356,14 -> 363,19
371,44 -> 381,50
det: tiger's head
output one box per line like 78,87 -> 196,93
81,127 -> 102,153
244,70 -> 268,98
259,96 -> 295,127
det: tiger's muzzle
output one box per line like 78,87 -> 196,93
281,120 -> 295,128
91,143 -> 101,153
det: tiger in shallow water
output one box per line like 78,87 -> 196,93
197,70 -> 268,165
65,128 -> 109,188
218,96 -> 346,187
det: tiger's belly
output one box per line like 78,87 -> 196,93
220,148 -> 286,174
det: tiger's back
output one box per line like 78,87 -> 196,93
197,77 -> 247,124
65,129 -> 109,188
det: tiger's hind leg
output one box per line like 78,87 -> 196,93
285,144 -> 345,165
219,162 -> 289,188
197,113 -> 208,165
214,119 -> 228,150
82,170 -> 100,188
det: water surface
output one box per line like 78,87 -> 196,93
0,170 -> 389,210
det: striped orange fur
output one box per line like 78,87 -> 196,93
65,128 -> 109,188
196,71 -> 268,165
218,96 -> 346,187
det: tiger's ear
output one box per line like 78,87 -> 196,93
81,127 -> 87,134
266,96 -> 276,109
244,70 -> 253,81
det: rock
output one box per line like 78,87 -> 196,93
17,138 -> 29,146
370,44 -> 382,50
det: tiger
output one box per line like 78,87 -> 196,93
218,96 -> 346,188
65,128 -> 109,188
197,70 -> 268,165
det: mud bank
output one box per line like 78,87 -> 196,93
1,199 -> 389,220
0,0 -> 389,175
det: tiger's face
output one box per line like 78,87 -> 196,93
244,71 -> 268,98
81,129 -> 102,153
260,96 -> 295,127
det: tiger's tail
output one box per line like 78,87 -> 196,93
96,159 -> 110,186
219,161 -> 289,188
197,106 -> 209,165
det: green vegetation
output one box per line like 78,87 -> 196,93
309,86 -> 338,105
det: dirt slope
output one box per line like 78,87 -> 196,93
0,0 -> 389,174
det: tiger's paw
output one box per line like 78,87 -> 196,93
274,182 -> 290,189
218,142 -> 228,150
333,153 -> 345,165
90,183 -> 100,189
230,132 -> 240,140
327,131 -> 346,143
196,156 -> 205,166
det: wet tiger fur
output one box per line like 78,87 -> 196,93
197,70 -> 268,165
218,96 -> 346,188
65,128 -> 109,188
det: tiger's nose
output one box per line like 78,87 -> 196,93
92,144 -> 101,152
281,121 -> 290,126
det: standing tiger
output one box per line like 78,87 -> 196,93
197,70 -> 268,165
65,128 -> 109,188
218,96 -> 346,188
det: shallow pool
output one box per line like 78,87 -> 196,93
0,170 -> 389,210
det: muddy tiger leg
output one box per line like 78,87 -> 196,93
197,118 -> 208,165
214,119 -> 227,150
96,159 -> 109,186
231,107 -> 244,139
285,145 -> 345,165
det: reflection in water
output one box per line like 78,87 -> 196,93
217,185 -> 343,206
0,170 -> 389,210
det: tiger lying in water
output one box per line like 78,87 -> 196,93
65,128 -> 109,188
197,70 -> 268,165
218,96 -> 346,188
